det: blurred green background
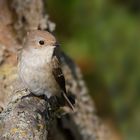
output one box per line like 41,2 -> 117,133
46,0 -> 140,140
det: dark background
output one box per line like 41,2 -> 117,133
46,0 -> 140,140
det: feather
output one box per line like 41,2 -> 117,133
52,55 -> 75,111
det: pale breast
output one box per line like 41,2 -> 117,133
18,50 -> 60,97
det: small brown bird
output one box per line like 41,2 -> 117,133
18,30 -> 74,110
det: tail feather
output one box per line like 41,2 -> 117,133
62,92 -> 75,111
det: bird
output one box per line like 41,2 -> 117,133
18,30 -> 75,110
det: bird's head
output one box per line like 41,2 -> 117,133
24,30 -> 59,49
21,30 -> 60,62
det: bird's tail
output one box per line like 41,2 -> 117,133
62,92 -> 75,111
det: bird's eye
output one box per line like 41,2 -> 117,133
39,40 -> 45,45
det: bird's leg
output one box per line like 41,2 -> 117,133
42,95 -> 62,121
48,96 -> 61,110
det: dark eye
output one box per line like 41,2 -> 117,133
39,40 -> 44,45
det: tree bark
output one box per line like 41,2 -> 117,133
0,0 -> 110,140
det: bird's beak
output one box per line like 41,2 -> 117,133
54,42 -> 60,48
50,42 -> 60,49
47,42 -> 60,49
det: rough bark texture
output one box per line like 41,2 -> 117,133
0,91 -> 48,139
0,0 -> 111,140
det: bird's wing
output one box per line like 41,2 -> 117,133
52,55 -> 67,93
52,55 -> 75,111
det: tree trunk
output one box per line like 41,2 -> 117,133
0,0 -> 110,139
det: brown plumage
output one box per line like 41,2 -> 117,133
18,30 -> 74,110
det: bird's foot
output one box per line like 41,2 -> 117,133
48,96 -> 60,110
21,92 -> 35,100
